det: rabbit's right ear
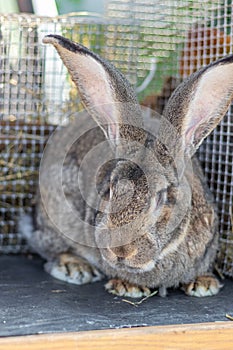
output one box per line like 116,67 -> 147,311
161,55 -> 233,157
43,35 -> 144,149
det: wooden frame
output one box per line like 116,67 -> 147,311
0,322 -> 233,350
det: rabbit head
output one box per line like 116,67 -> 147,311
43,35 -> 233,275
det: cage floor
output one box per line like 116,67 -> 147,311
0,254 -> 232,337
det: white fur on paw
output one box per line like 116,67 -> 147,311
105,279 -> 151,298
183,276 -> 223,297
44,254 -> 103,285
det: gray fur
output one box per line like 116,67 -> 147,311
20,35 -> 233,296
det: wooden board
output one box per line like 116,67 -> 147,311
0,322 -> 233,350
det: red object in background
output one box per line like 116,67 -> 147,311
180,25 -> 232,77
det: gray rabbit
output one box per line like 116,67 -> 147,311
20,34 -> 233,298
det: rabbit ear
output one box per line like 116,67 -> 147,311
43,35 -> 144,148
162,55 -> 233,157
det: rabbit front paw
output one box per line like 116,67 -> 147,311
105,279 -> 151,298
182,275 -> 223,297
44,253 -> 104,285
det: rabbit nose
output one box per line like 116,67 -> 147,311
110,245 -> 137,259
117,256 -> 125,263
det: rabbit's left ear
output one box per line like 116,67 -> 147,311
43,35 -> 144,149
163,55 -> 233,156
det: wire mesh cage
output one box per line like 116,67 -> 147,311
0,1 -> 232,277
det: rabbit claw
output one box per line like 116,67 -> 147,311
105,279 -> 151,298
182,275 -> 223,297
44,253 -> 104,285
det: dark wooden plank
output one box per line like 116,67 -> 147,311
0,255 -> 232,337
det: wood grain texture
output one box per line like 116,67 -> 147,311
0,322 -> 233,350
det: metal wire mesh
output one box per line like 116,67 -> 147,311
0,13 -> 141,252
176,2 -> 233,278
0,1 -> 232,277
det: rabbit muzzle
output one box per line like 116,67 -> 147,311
100,234 -> 157,273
